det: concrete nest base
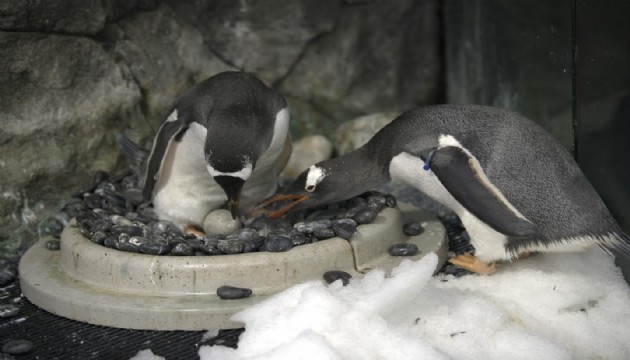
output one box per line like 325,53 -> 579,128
19,204 -> 446,330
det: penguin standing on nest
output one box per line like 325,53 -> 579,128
264,104 -> 630,274
119,71 -> 291,230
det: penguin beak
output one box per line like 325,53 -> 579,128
257,193 -> 310,219
213,176 -> 245,219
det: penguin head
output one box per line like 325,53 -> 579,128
269,161 -> 357,218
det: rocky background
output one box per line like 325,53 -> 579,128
0,0 -> 442,257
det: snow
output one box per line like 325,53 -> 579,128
199,248 -> 630,360
131,349 -> 165,360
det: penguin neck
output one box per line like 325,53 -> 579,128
340,147 -> 390,193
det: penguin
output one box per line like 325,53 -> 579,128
264,104 -> 630,274
119,71 -> 291,230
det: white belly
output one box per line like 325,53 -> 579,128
153,123 -> 225,228
389,152 -> 512,261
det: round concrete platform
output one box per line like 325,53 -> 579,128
19,204 -> 446,330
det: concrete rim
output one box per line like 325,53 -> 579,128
19,204 -> 446,330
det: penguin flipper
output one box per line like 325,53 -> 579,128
429,146 -> 537,238
143,111 -> 189,200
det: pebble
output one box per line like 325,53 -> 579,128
402,222 -> 424,236
2,339 -> 33,355
332,219 -> 357,240
217,285 -> 253,300
203,209 -> 242,236
289,231 -> 310,246
313,227 -> 336,240
139,243 -> 171,255
218,240 -> 244,255
0,266 -> 17,287
294,220 -> 332,233
115,241 -> 139,253
353,208 -> 378,224
69,170 -> 398,257
171,243 -> 195,256
388,243 -> 419,257
323,270 -> 352,285
45,240 -> 61,251
0,304 -> 19,318
242,236 -> 265,253
110,214 -> 132,227
384,194 -> 397,208
262,234 -> 293,252
103,236 -> 119,248
91,219 -> 112,232
42,217 -> 64,238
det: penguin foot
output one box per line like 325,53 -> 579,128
449,253 -> 497,275
255,193 -> 309,219
184,225 -> 205,238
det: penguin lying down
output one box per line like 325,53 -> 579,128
263,104 -> 630,274
118,71 -> 291,231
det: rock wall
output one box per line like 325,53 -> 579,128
0,0 -> 442,256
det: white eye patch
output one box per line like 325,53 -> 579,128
305,165 -> 326,192
207,160 -> 253,180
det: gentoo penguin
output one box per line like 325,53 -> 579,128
120,71 -> 291,230
265,104 -> 630,274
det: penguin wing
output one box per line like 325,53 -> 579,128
429,146 -> 537,237
143,110 -> 189,200
274,134 -> 293,175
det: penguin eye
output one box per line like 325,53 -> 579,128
305,184 -> 316,192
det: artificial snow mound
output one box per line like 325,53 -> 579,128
200,249 -> 630,360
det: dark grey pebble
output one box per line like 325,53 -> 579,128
403,222 -> 424,236
294,220 -> 332,233
384,194 -> 397,208
111,225 -> 144,237
115,241 -> 139,253
323,270 -> 352,285
139,243 -> 171,255
388,243 -> 419,257
61,201 -> 88,218
289,231 -> 310,246
313,227 -> 336,240
353,208 -> 378,225
218,240 -> 244,254
42,217 -> 64,238
83,193 -> 105,209
226,228 -> 257,242
110,214 -> 132,226
262,234 -> 293,252
129,236 -> 151,247
171,243 -> 195,256
217,285 -> 252,300
306,207 -> 347,221
242,236 -> 265,253
0,304 -> 19,318
2,339 -> 33,355
122,188 -> 144,205
91,219 -> 112,232
332,219 -> 357,240
248,216 -> 273,231
348,197 -> 367,209
0,266 -> 17,286
149,220 -> 182,237
45,240 -> 61,251
103,236 -> 118,248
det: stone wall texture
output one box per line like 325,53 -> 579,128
0,0 -> 442,256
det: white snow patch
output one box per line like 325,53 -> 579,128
200,248 -> 630,360
130,349 -> 165,360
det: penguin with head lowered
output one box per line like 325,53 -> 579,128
266,104 -> 630,274
119,71 -> 291,230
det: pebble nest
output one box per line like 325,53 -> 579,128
60,171 -> 401,257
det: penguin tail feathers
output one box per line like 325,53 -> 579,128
116,133 -> 148,178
